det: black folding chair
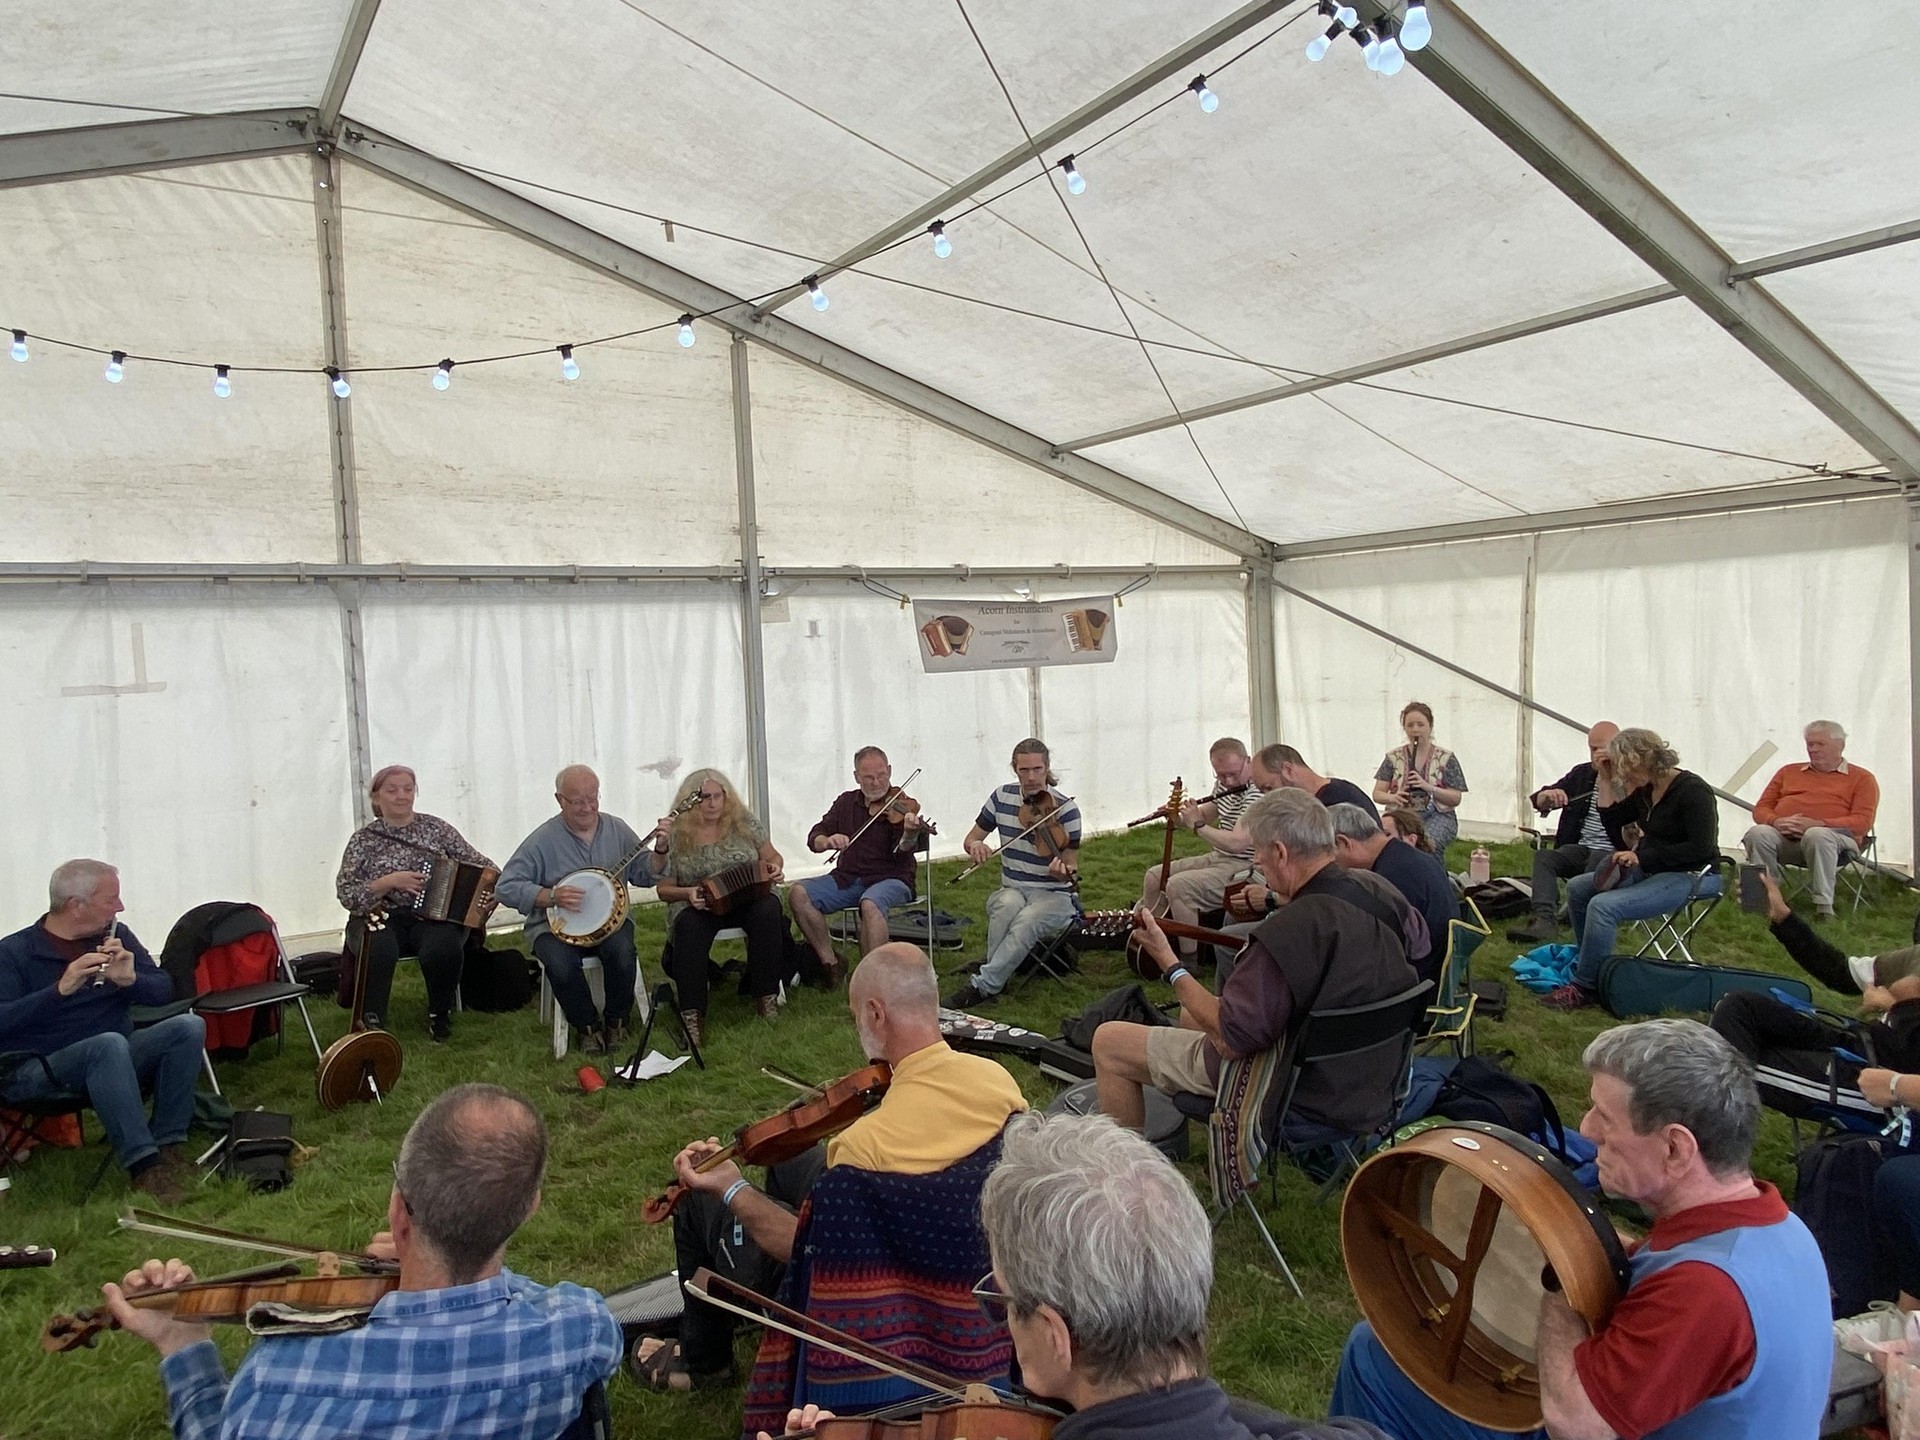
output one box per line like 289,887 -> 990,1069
0,1051 -> 122,1199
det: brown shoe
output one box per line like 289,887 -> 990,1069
159,1143 -> 198,1182
679,1010 -> 705,1050
132,1159 -> 189,1207
756,994 -> 780,1021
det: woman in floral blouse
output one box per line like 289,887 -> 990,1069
1372,701 -> 1469,855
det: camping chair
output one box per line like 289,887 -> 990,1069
1169,979 -> 1433,1294
1628,858 -> 1731,965
1420,897 -> 1491,1059
157,903 -> 324,1096
1781,832 -> 1880,917
0,1052 -> 132,1200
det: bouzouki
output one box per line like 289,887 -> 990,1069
314,909 -> 403,1111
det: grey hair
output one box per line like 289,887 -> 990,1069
1244,788 -> 1334,858
1327,802 -> 1383,842
1607,727 -> 1680,778
980,1112 -> 1211,1388
554,763 -> 597,793
394,1083 -> 547,1283
49,859 -> 116,912
1582,1020 -> 1758,1177
849,942 -> 939,1022
1805,719 -> 1847,742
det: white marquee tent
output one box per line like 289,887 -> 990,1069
3,0 -> 1916,938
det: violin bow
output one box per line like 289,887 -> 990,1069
838,767 -> 923,852
952,792 -> 1076,883
685,1268 -> 977,1400
119,1210 -> 398,1274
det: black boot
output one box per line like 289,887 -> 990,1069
428,1010 -> 453,1043
1505,914 -> 1560,945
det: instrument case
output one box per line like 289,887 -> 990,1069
1596,954 -> 1812,1019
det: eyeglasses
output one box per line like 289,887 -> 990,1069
697,790 -> 724,802
971,1271 -> 1011,1321
391,1161 -> 414,1216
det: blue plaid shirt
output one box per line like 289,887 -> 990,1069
157,1270 -> 620,1440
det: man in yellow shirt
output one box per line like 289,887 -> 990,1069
640,944 -> 1027,1398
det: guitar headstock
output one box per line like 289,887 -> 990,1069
1077,909 -> 1136,937
1167,777 -> 1185,813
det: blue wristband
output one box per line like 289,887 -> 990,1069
1165,966 -> 1190,987
721,1179 -> 750,1209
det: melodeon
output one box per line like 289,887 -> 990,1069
696,862 -> 775,916
407,858 -> 498,928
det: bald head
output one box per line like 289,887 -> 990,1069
1587,722 -> 1619,767
555,764 -> 598,793
849,943 -> 943,1063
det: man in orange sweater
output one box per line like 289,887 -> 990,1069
1743,720 -> 1877,919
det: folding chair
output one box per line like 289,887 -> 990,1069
0,1052 -> 127,1200
156,906 -> 325,1096
1420,897 -> 1491,1059
1170,979 -> 1432,1293
1839,833 -> 1879,916
1629,858 -> 1731,964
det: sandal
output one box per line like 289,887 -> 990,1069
630,1336 -> 693,1392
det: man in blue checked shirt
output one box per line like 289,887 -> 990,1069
104,1082 -> 621,1440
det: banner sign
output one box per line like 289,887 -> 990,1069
913,595 -> 1117,673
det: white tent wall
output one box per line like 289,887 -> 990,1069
1275,538 -> 1530,833
0,584 -> 357,937
1274,497 -> 1914,869
357,582 -> 748,891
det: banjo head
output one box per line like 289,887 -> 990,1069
316,1029 -> 404,1111
1341,1123 -> 1628,1433
550,869 -> 623,946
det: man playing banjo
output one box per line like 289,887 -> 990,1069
497,765 -> 671,1054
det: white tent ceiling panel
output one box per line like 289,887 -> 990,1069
1039,577 -> 1251,835
1766,247 -> 1920,432
745,348 -> 1237,568
0,585 -> 356,936
1463,0 -> 1920,262
339,164 -> 740,565
1276,538 -> 1529,831
0,157 -> 337,562
0,2 -> 349,135
358,583 -> 747,891
760,583 -> 1032,872
1533,498 -> 1911,866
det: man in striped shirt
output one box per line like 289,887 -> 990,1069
946,739 -> 1082,1009
1139,738 -> 1261,963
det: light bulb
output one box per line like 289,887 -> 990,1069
1059,155 -> 1085,195
1356,25 -> 1381,68
213,365 -> 231,398
1401,0 -> 1431,50
328,367 -> 351,398
1189,76 -> 1218,113
1377,33 -> 1406,73
1307,22 -> 1339,60
433,359 -> 453,390
558,344 -> 579,381
929,221 -> 951,259
104,350 -> 125,384
805,276 -> 829,312
9,330 -> 25,362
1335,3 -> 1357,25
677,315 -> 696,347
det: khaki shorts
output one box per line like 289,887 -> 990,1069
1145,1026 -> 1216,1098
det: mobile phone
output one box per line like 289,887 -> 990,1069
1737,863 -> 1768,914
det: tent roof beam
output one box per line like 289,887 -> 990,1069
748,0 -> 1287,319
319,0 -> 386,129
0,110 -> 318,189
335,123 -> 1268,559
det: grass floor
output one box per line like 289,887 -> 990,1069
3,828 -> 1913,1438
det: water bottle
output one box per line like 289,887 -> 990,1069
1468,847 -> 1491,886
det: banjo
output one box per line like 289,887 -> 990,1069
547,794 -> 700,948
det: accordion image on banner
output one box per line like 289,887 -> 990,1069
911,596 -> 1118,673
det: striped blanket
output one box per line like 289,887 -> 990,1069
740,1137 -> 1012,1438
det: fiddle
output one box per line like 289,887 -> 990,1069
42,1211 -> 399,1353
686,1268 -> 1058,1440
842,768 -> 939,856
641,1063 -> 892,1224
953,791 -> 1079,884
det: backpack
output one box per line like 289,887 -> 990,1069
1060,983 -> 1173,1053
218,1109 -> 296,1192
459,946 -> 539,1012
1462,878 -> 1532,920
1792,1132 -> 1893,1317
1431,1053 -> 1600,1188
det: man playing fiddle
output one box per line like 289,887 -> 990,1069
644,943 -> 1027,1418
945,738 -> 1082,1010
789,747 -> 930,983
104,1082 -> 621,1440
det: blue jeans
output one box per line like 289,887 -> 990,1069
1329,1322 -> 1544,1440
532,920 -> 638,1032
1567,867 -> 1717,990
4,1012 -> 205,1171
794,874 -> 913,917
975,885 -> 1079,995
1875,1154 -> 1920,1299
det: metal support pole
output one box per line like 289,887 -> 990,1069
312,142 -> 374,819
1515,536 -> 1540,827
1245,561 -> 1279,745
1907,499 -> 1920,872
731,335 -> 771,821
1028,667 -> 1045,740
